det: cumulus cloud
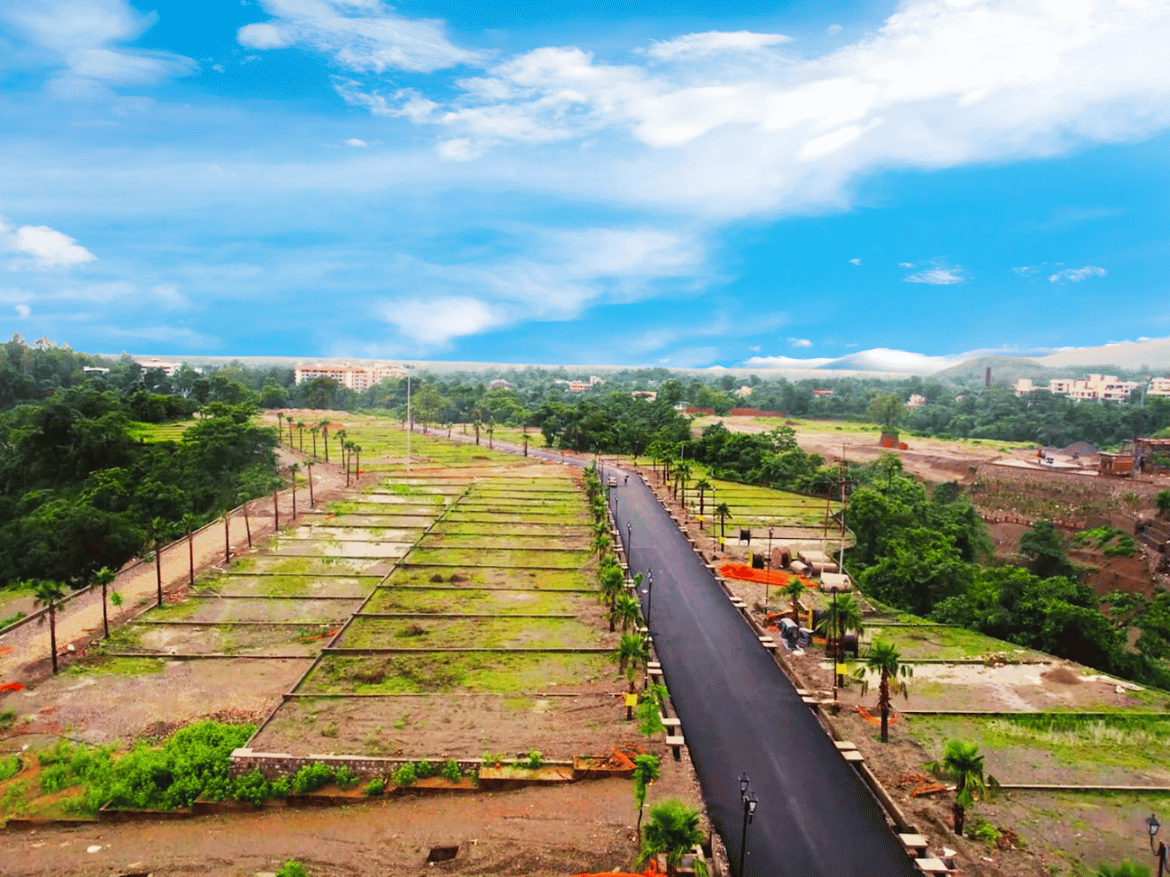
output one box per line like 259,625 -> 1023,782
1049,265 -> 1107,283
14,304 -> 31,318
381,295 -> 501,344
848,258 -> 861,265
345,137 -> 368,147
904,262 -> 968,285
0,216 -> 97,270
237,0 -> 480,73
327,0 -> 1170,217
788,337 -> 812,348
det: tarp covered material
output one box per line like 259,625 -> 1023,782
719,563 -> 815,589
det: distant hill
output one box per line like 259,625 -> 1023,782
931,355 -> 1056,385
1037,338 -> 1170,373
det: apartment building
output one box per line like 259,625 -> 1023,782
1018,373 -> 1141,401
294,362 -> 405,391
1150,377 -> 1170,397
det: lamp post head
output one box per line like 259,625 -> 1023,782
739,772 -> 750,796
746,791 -> 758,818
1150,813 -> 1161,839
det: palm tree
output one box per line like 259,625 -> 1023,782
694,478 -> 712,516
614,593 -> 641,633
319,419 -> 331,462
93,566 -> 116,639
275,412 -> 284,446
33,580 -> 67,674
632,753 -> 661,834
931,740 -> 988,835
599,565 -> 625,632
714,502 -> 731,542
149,517 -> 168,607
354,444 -> 361,479
336,428 -> 347,464
618,633 -> 649,681
852,638 -> 912,742
289,463 -> 300,518
306,461 -> 315,507
592,531 -> 612,559
296,421 -> 306,452
309,425 -> 319,458
180,512 -> 199,587
674,461 -> 691,505
782,578 -> 806,624
818,592 -> 864,683
636,799 -> 708,877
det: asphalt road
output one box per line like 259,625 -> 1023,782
424,431 -> 919,876
606,466 -> 920,877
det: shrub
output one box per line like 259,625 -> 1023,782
232,769 -> 270,806
442,759 -> 461,782
40,763 -> 72,794
525,750 -> 543,769
1157,490 -> 1170,515
414,759 -> 435,779
276,860 -> 310,877
270,778 -> 290,799
392,762 -> 417,786
334,766 -> 359,791
0,755 -> 22,782
291,762 -> 335,794
0,708 -> 17,731
481,751 -> 504,768
365,778 -> 385,796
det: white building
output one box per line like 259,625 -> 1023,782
136,358 -> 182,377
295,362 -> 405,391
1047,374 -> 1141,402
1014,378 -> 1038,396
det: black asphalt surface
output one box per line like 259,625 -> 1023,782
606,467 -> 920,877
419,431 -> 920,876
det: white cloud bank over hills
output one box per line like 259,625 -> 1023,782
742,338 -> 1170,375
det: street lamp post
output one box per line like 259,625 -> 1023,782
1149,813 -> 1168,877
627,521 -> 633,556
738,772 -> 758,877
645,569 -> 654,626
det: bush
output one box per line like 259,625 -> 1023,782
365,778 -> 385,796
392,762 -> 417,786
526,750 -> 542,769
270,778 -> 290,799
334,766 -> 359,791
39,763 -> 72,794
276,860 -> 310,877
442,759 -> 461,782
414,759 -> 436,779
0,708 -> 16,731
1157,490 -> 1170,515
0,755 -> 21,781
232,769 -> 270,806
291,762 -> 335,794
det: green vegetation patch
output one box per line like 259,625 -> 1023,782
337,615 -> 600,650
364,587 -> 588,616
301,651 -> 611,694
867,625 -> 1043,662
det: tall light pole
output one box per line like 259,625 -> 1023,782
1149,813 -> 1167,877
765,526 -> 774,614
738,772 -> 758,877
645,568 -> 654,626
404,364 -> 415,474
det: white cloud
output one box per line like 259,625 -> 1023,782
328,0 -> 1170,218
904,262 -> 968,285
0,0 -> 196,95
14,304 -> 31,318
1013,265 -> 1041,276
898,262 -> 914,268
644,31 -> 792,60
212,63 -> 225,73
827,24 -> 843,36
345,137 -> 368,147
0,217 -> 97,270
237,0 -> 480,73
788,337 -> 812,348
848,258 -> 861,265
1049,265 -> 1107,283
743,354 -> 836,368
381,295 -> 501,344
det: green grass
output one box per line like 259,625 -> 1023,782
67,656 -> 166,676
364,586 -> 590,616
337,616 -> 601,650
301,651 -> 611,694
864,624 -> 1042,662
126,420 -> 197,443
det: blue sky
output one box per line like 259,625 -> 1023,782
2,0 -> 1170,369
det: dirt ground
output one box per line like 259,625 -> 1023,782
0,770 -> 701,877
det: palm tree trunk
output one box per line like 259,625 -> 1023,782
48,605 -> 58,674
273,489 -> 279,528
224,515 -> 230,565
322,427 -> 329,462
155,540 -> 163,607
101,582 -> 109,639
187,531 -> 195,587
243,499 -> 252,548
879,672 -> 890,742
307,465 -> 315,507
